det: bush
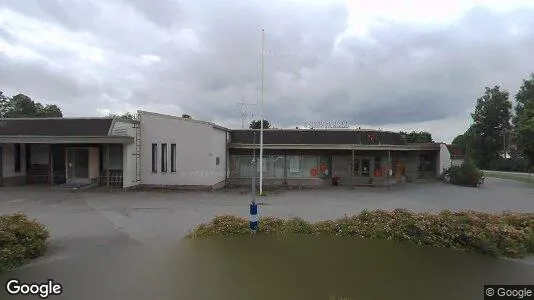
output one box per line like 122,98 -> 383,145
0,214 -> 50,272
445,160 -> 484,187
186,210 -> 534,258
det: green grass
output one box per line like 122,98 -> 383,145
483,171 -> 534,184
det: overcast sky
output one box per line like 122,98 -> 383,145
1,0 -> 534,142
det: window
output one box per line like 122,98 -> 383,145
161,143 -> 168,172
151,143 -> 158,173
14,143 -> 21,172
289,156 -> 300,173
216,157 -> 220,165
171,144 -> 176,172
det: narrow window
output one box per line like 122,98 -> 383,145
161,143 -> 168,172
216,157 -> 220,165
14,143 -> 21,172
171,144 -> 176,172
151,143 -> 158,173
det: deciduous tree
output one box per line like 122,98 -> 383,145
470,86 -> 512,168
513,74 -> 534,169
399,131 -> 433,143
249,119 -> 271,129
108,112 -> 137,121
0,91 -> 63,118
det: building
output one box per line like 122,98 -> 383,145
228,130 -> 458,186
446,144 -> 465,167
0,111 -> 462,189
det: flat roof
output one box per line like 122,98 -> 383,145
0,118 -> 114,136
230,129 -> 407,146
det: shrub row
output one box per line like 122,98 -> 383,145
186,210 -> 534,258
0,214 -> 50,272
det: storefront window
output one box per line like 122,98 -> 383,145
230,155 -> 286,179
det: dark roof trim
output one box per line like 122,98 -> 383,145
0,136 -> 134,144
229,143 -> 440,151
230,129 -> 407,145
0,118 -> 114,136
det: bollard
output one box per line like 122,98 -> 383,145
250,203 -> 258,232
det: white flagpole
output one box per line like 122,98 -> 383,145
259,28 -> 265,195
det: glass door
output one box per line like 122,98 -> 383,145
0,146 -> 3,186
361,158 -> 371,177
66,149 -> 75,180
66,148 -> 89,183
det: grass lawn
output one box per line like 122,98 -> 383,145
483,170 -> 534,184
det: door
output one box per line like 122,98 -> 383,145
66,148 -> 89,183
361,158 -> 371,177
0,146 -> 3,186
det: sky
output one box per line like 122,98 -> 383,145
1,0 -> 534,143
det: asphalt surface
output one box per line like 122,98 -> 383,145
1,177 -> 533,267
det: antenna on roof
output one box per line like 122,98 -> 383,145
237,96 -> 257,129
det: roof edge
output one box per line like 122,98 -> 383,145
137,110 -> 230,131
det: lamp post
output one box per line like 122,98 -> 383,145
259,28 -> 265,196
250,132 -> 258,232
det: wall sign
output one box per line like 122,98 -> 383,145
303,121 -> 350,129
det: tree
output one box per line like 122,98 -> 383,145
451,126 -> 476,157
0,91 -> 63,118
470,86 -> 512,168
400,131 -> 433,143
513,73 -> 534,169
0,91 -> 8,117
108,112 -> 137,121
249,119 -> 271,129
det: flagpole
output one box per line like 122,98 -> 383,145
259,28 -> 265,196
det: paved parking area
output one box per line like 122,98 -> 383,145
1,178 -> 533,266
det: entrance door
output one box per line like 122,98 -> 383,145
361,158 -> 371,177
66,148 -> 89,184
0,146 -> 3,186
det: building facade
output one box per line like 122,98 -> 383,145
228,129 -> 455,187
0,111 -> 462,189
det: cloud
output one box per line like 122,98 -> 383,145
1,0 -> 534,143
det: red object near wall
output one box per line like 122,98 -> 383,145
310,168 -> 318,177
374,168 -> 382,177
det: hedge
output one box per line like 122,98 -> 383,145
0,214 -> 50,272
186,210 -> 534,258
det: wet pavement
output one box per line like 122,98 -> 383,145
0,177 -> 533,267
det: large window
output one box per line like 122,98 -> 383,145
151,143 -> 158,173
171,144 -> 176,173
289,156 -> 300,173
161,143 -> 168,172
14,143 -> 21,172
230,155 -> 285,179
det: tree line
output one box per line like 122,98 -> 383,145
452,74 -> 534,172
0,91 -> 63,118
0,90 -> 137,120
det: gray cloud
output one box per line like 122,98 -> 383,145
1,0 -> 534,142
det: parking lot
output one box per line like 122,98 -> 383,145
1,177 -> 533,267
